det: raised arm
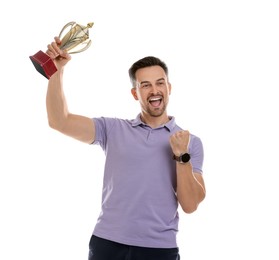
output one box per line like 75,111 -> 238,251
169,130 -> 206,213
46,37 -> 95,144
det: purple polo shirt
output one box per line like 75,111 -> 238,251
91,114 -> 204,248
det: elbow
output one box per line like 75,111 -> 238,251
181,203 -> 198,214
180,193 -> 206,214
48,118 -> 55,129
48,117 -> 64,132
48,118 -> 58,130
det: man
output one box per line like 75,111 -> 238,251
46,36 -> 206,260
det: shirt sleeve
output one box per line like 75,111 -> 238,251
92,117 -> 116,151
189,135 -> 204,174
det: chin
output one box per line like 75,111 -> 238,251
149,109 -> 165,117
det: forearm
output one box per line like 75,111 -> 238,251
46,69 -> 69,131
176,162 -> 205,213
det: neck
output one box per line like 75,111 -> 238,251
140,112 -> 170,128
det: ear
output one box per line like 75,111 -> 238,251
131,87 -> 139,100
168,82 -> 172,95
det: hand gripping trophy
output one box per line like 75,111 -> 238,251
30,22 -> 94,79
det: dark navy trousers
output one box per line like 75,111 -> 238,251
88,235 -> 180,260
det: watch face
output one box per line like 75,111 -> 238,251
181,153 -> 191,163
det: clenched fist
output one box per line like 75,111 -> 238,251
169,130 -> 190,156
46,37 -> 71,70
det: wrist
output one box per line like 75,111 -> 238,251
173,152 -> 191,164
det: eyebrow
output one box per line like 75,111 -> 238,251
139,78 -> 166,85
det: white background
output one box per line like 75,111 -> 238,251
1,0 -> 279,259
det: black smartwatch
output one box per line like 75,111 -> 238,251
173,152 -> 191,164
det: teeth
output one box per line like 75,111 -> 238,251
149,97 -> 161,101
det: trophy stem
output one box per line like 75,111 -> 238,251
30,51 -> 57,79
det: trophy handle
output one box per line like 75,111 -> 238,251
58,21 -> 76,39
69,40 -> 92,54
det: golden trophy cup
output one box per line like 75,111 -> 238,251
30,21 -> 94,79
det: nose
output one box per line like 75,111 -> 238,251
150,84 -> 159,94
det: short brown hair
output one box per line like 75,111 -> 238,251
128,56 -> 168,87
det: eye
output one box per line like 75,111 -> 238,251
157,81 -> 165,86
141,83 -> 151,89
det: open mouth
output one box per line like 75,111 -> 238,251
148,96 -> 163,108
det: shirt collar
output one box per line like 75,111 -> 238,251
131,114 -> 176,131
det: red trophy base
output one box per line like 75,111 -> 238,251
29,51 -> 57,79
